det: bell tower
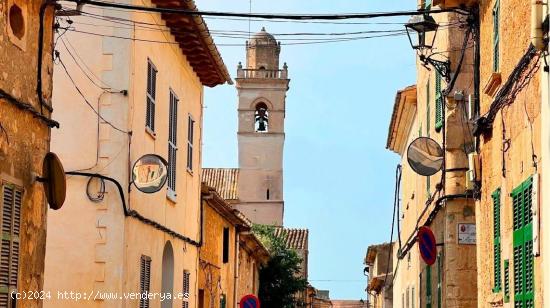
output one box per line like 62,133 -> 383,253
235,27 -> 289,226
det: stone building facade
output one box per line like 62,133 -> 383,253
365,243 -> 393,308
0,1 -> 56,307
389,1 -> 479,300
474,0 -> 547,306
43,1 -> 230,308
199,184 -> 268,308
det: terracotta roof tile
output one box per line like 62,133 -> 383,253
274,228 -> 309,250
202,168 -> 239,200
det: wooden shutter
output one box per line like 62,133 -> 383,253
435,72 -> 443,131
182,271 -> 190,308
492,188 -> 502,292
187,116 -> 194,171
492,0 -> 500,72
437,253 -> 442,308
220,294 -> 226,308
146,60 -> 157,132
168,90 -> 179,192
426,265 -> 432,308
512,177 -> 534,307
1,184 -> 22,308
223,227 -> 230,264
504,259 -> 510,303
140,255 -> 151,308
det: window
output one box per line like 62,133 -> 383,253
168,90 -> 178,195
492,0 -> 500,72
406,287 -> 410,308
0,183 -> 22,308
220,294 -> 226,308
512,177 -> 534,307
411,286 -> 415,308
424,0 -> 432,9
435,71 -> 443,131
186,115 -> 195,171
254,102 -> 269,132
146,60 -> 157,133
140,255 -> 151,308
182,271 -> 190,308
223,227 -> 230,264
492,188 -> 502,292
426,265 -> 432,308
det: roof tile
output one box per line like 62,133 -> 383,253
202,168 -> 239,200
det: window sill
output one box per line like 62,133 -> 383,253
145,126 -> 157,139
167,189 -> 177,203
483,72 -> 502,97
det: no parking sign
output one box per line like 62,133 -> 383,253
240,294 -> 260,308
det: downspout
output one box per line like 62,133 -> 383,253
233,231 -> 240,308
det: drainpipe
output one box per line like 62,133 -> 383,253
531,0 -> 545,50
233,232 -> 240,308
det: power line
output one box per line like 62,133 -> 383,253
56,56 -> 129,134
60,0 -> 470,20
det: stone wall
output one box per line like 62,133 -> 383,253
0,1 -> 54,307
476,0 -> 543,306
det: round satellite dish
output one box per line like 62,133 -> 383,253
407,137 -> 444,176
132,154 -> 168,193
42,152 -> 66,210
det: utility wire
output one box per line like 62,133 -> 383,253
60,0 -> 470,19
56,56 -> 129,134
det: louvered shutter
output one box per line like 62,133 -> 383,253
426,265 -> 432,308
140,255 -> 151,308
182,271 -> 190,308
0,184 -> 22,308
512,178 -> 535,307
168,91 -> 179,193
435,72 -> 443,131
492,189 -> 502,292
504,259 -> 510,303
187,116 -> 194,171
493,0 -> 500,72
146,61 -> 157,132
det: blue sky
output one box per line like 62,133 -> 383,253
197,0 -> 416,300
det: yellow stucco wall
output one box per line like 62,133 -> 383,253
44,1 -> 205,307
476,0 -> 543,307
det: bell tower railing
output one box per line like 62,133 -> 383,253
237,63 -> 288,79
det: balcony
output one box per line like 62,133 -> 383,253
237,63 -> 288,79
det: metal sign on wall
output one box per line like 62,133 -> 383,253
458,223 -> 476,244
240,294 -> 260,308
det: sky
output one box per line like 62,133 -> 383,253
196,0 -> 417,300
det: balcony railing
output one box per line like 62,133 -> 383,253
237,63 -> 288,79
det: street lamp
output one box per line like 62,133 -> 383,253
404,14 -> 439,50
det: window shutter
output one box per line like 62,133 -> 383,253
437,253 -> 442,308
492,0 -> 500,72
1,184 -> 22,308
140,255 -> 151,308
512,177 -> 535,307
492,188 -> 502,292
504,259 -> 510,303
168,91 -> 179,193
435,72 -> 443,131
426,265 -> 432,308
182,271 -> 190,308
187,116 -> 194,171
220,294 -> 226,308
146,60 -> 157,132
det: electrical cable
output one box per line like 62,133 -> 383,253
56,56 -> 129,134
60,0 -> 470,20
382,164 -> 401,289
86,176 -> 106,202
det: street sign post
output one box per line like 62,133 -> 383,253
240,294 -> 260,308
417,226 -> 437,265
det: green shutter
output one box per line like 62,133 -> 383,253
426,265 -> 432,308
435,72 -> 443,131
426,81 -> 431,136
492,188 -> 502,292
437,253 -> 442,308
220,294 -> 226,308
512,177 -> 535,307
493,0 -> 500,72
504,259 -> 510,303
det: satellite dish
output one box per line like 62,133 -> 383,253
131,154 -> 168,193
41,152 -> 67,210
407,137 -> 444,176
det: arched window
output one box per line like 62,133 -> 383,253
161,241 -> 174,308
255,102 -> 269,132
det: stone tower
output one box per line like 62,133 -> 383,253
235,28 -> 289,226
